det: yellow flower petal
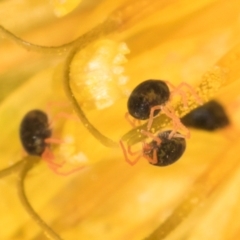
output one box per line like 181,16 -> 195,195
50,0 -> 82,17
1,0 -> 240,240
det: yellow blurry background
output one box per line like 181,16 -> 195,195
1,0 -> 240,239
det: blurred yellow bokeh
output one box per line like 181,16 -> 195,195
1,0 -> 240,239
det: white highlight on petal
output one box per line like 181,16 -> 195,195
58,134 -> 89,165
71,39 -> 130,110
70,152 -> 88,164
50,0 -> 82,17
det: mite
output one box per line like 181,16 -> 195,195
20,110 -> 51,156
120,130 -> 186,166
127,79 -> 201,135
144,130 -> 186,166
127,80 -> 170,120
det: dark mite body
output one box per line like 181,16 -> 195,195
144,131 -> 186,166
181,100 -> 230,131
127,79 -> 170,120
20,110 -> 51,156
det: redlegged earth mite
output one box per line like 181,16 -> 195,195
127,79 -> 202,137
20,110 -> 52,156
120,130 -> 186,167
19,109 -> 84,175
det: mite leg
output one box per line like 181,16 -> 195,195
119,140 -> 142,166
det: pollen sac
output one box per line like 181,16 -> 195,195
70,39 -> 130,110
127,79 -> 170,120
144,131 -> 186,166
20,110 -> 51,156
181,100 -> 230,131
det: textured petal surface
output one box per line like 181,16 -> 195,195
0,0 -> 240,240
